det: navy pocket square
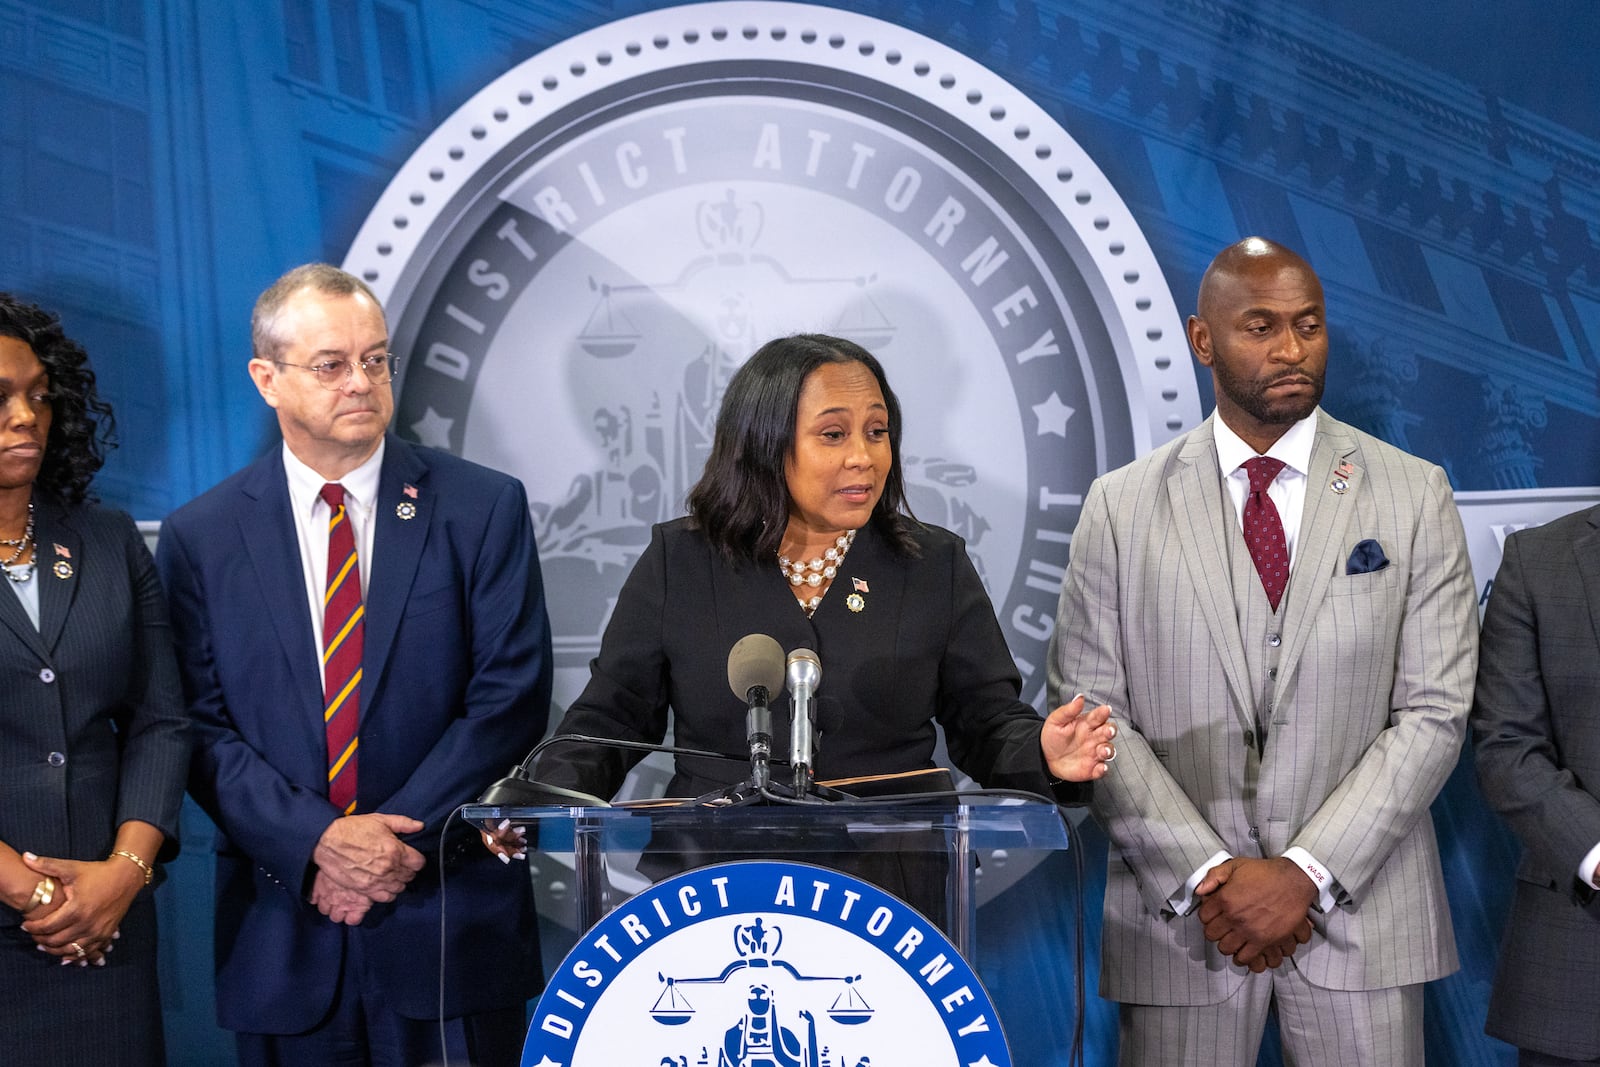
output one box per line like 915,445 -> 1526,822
1346,538 -> 1389,575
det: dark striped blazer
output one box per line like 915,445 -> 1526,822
0,501 -> 187,925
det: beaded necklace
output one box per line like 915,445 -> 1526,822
1,500 -> 35,584
778,530 -> 856,617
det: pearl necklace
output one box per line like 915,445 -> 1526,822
2,500 -> 35,584
778,530 -> 856,617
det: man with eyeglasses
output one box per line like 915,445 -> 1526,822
156,263 -> 553,1066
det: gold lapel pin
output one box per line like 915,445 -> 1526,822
847,576 -> 868,612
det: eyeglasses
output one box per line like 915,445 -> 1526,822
273,353 -> 400,391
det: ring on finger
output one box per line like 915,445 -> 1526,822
69,941 -> 86,959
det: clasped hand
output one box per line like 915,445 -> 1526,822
309,812 -> 425,926
20,851 -> 144,965
1194,857 -> 1316,973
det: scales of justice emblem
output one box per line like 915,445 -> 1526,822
648,917 -> 877,1067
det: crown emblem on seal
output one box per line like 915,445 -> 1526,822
734,917 -> 783,960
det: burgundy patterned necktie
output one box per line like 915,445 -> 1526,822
320,483 -> 363,815
1241,456 -> 1289,611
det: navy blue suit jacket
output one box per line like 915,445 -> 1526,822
156,435 -> 552,1033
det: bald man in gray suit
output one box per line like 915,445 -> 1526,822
1049,238 -> 1477,1066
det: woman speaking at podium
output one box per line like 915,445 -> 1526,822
505,333 -> 1115,823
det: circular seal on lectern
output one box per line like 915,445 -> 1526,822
525,859 -> 1010,1066
345,2 -> 1197,697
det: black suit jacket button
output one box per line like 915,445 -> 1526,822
38,667 -> 56,683
47,752 -> 66,767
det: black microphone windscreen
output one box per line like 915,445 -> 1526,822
728,633 -> 786,700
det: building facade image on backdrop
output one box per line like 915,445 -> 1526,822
5,0 -> 1599,1063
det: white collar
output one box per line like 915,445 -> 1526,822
1213,409 -> 1318,479
282,438 -> 386,516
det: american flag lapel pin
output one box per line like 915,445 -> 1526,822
846,576 -> 868,613
52,543 -> 73,579
1331,460 -> 1354,495
396,483 -> 419,520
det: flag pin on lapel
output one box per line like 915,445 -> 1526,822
847,576 -> 868,613
1331,461 -> 1354,495
52,543 -> 72,580
396,483 -> 419,520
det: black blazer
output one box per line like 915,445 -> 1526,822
544,517 -> 1069,801
0,502 -> 187,927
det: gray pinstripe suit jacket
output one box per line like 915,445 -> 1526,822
1049,411 -> 1476,1006
1473,504 -> 1600,1058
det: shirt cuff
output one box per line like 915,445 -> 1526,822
1282,846 -> 1339,913
1578,841 -> 1600,891
1169,850 -> 1233,916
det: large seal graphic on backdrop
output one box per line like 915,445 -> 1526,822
344,2 -> 1200,704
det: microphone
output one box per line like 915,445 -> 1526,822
728,634 -> 786,791
786,648 -> 822,796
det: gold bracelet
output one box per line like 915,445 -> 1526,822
23,876 -> 55,913
112,849 -> 154,886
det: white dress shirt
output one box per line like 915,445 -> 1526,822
1214,412 -> 1316,566
1580,843 -> 1600,890
282,440 -> 383,662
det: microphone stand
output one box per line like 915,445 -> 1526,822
697,688 -> 850,805
699,684 -> 790,806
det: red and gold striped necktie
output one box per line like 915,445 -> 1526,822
319,483 -> 363,815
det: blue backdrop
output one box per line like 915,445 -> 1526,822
6,1 -> 1599,1062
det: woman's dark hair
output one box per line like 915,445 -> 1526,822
686,333 -> 918,561
0,293 -> 116,507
